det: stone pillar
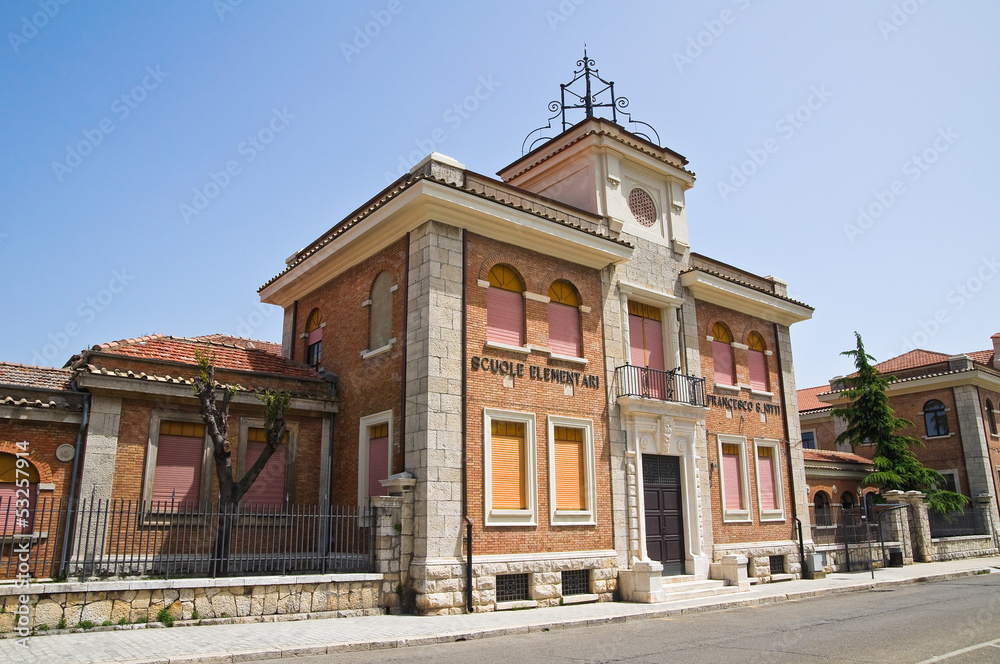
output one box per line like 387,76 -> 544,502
883,491 -> 915,565
952,384 -> 1000,529
370,495 -> 403,612
73,395 -> 122,569
720,554 -> 750,591
381,475 -> 416,610
618,559 -> 665,603
602,268 -> 630,568
775,324 -> 813,542
887,491 -> 931,562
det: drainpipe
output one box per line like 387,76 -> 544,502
400,233 -> 410,473
289,300 -> 298,360
772,323 -> 803,573
461,229 -> 472,613
59,384 -> 90,579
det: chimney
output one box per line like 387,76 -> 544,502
992,332 -> 1000,370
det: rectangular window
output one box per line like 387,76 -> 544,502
242,428 -> 288,507
627,302 -> 664,371
548,302 -> 582,357
358,411 -> 392,507
484,408 -> 537,526
937,470 -> 960,495
801,430 -> 816,450
487,288 -> 524,347
152,421 -> 206,507
712,340 -> 735,386
718,435 -> 750,522
748,350 -> 768,392
754,438 -> 785,521
547,417 -> 596,525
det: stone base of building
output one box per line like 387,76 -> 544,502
713,540 -> 803,582
410,551 -> 618,615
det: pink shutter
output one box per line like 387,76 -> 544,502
307,328 -> 323,345
758,454 -> 776,510
749,350 -> 768,391
0,483 -> 32,535
243,442 -> 287,507
712,340 -> 735,385
153,435 -> 203,506
628,314 -> 646,366
487,288 -> 523,346
368,436 -> 389,499
548,302 -> 581,356
723,453 -> 743,510
643,318 -> 665,371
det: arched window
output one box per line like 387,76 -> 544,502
747,332 -> 769,392
547,280 -> 581,357
368,271 -> 393,351
813,491 -> 831,527
923,399 -> 949,437
305,309 -> 323,369
1,452 -> 40,535
986,399 -> 997,436
486,264 -> 525,346
711,322 -> 735,386
841,491 -> 855,510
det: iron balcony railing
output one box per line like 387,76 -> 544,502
613,365 -> 706,407
1,494 -> 375,582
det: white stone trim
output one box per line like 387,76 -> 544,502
937,468 -> 961,495
618,281 -> 684,308
477,279 -> 490,288
361,338 -> 396,359
361,299 -> 372,307
549,353 -> 588,366
546,415 -> 596,526
358,410 -> 393,508
714,382 -> 740,393
753,437 -> 785,522
389,283 -> 399,293
413,549 -> 618,566
578,305 -> 591,314
750,389 -> 775,398
483,408 -> 537,527
484,340 -> 530,355
524,291 -> 550,303
718,434 -> 751,523
800,428 -> 818,450
680,270 -> 813,326
731,342 -> 749,350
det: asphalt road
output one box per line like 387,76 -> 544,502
257,572 -> 1000,663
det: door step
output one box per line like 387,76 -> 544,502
658,577 -> 743,602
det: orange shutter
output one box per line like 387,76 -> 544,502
491,421 -> 525,510
553,427 -> 585,511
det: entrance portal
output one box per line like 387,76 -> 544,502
643,454 -> 684,575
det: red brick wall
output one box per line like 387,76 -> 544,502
465,232 -> 613,555
696,300 -> 796,545
807,417 -> 838,452
0,420 -> 77,497
292,238 -> 407,506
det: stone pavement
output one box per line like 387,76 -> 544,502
3,556 -> 999,664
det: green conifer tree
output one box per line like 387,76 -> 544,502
832,332 -> 967,515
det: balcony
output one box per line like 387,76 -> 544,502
613,365 -> 706,407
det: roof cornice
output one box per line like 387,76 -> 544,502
680,269 -> 813,326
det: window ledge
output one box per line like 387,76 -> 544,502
562,593 -> 599,605
361,339 -> 396,360
486,510 -> 536,527
485,340 -> 530,355
551,511 -> 596,526
0,532 -> 49,544
722,511 -> 751,523
549,353 -> 587,366
922,433 -> 954,440
714,383 -> 740,393
750,389 -> 775,398
496,600 -> 538,611
760,512 -> 785,522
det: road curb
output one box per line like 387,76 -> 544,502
110,565 -> 995,664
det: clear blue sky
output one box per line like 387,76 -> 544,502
2,1 -> 997,390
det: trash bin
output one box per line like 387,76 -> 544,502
888,547 -> 904,567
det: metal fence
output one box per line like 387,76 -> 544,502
1,495 -> 374,582
809,504 -> 881,546
613,365 -> 706,406
929,505 -> 990,538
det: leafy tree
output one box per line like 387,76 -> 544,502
833,332 -> 967,515
192,348 -> 291,573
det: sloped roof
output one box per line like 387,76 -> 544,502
872,349 -> 950,374
803,449 -> 873,466
90,335 -> 320,380
967,349 -> 995,366
797,385 -> 830,413
190,334 -> 283,357
0,363 -> 74,391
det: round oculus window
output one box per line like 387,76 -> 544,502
628,188 -> 657,227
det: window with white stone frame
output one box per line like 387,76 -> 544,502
484,408 -> 537,526
547,415 -> 596,526
358,411 -> 393,508
936,469 -> 961,495
718,434 -> 750,522
753,438 -> 785,521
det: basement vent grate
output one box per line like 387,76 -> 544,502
561,569 -> 590,596
769,555 -> 785,574
496,573 -> 529,603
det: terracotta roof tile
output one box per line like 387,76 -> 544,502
0,363 -> 75,391
191,334 -> 283,357
966,349 -> 995,366
803,449 -> 873,465
872,349 -> 950,374
797,385 -> 830,412
91,335 -> 320,380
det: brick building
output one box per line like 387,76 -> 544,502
797,333 -> 1000,524
1,55 -> 817,613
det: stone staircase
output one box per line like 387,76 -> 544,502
659,575 -> 744,602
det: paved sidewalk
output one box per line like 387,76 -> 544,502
4,556 -> 999,664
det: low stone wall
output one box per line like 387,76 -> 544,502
815,543 -> 891,573
714,541 -> 802,581
0,573 -> 384,636
410,552 -> 618,615
927,536 -> 999,562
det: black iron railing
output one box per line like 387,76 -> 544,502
1,495 -> 374,582
613,365 -> 706,407
929,505 -> 989,538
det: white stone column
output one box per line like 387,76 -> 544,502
72,395 -> 122,569
952,384 -> 1000,529
775,324 -> 813,542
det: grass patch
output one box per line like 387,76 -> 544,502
117,617 -> 131,626
78,620 -> 95,630
156,607 -> 174,627
57,617 -> 66,630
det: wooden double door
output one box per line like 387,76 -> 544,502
643,454 -> 684,575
